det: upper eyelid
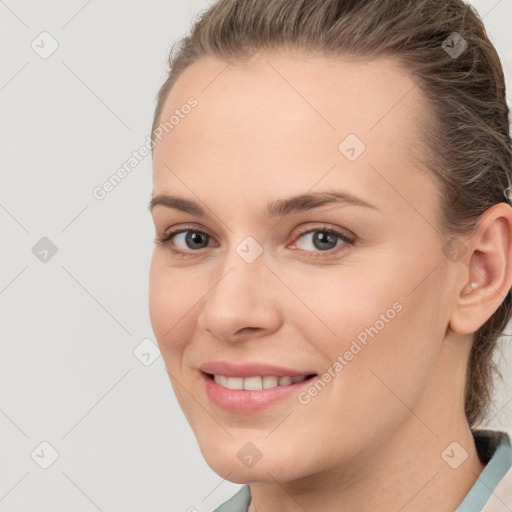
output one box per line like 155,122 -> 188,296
161,222 -> 351,238
161,223 -> 212,238
291,223 -> 353,238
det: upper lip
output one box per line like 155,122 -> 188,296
199,361 -> 316,378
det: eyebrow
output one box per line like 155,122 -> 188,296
149,190 -> 378,217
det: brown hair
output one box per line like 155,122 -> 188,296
151,0 -> 512,428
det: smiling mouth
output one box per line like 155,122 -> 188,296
204,372 -> 317,391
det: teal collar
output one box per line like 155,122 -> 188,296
455,429 -> 511,511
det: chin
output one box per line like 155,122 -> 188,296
205,458 -> 296,485
199,440 -> 305,484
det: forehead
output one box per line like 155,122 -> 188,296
152,51 -> 434,216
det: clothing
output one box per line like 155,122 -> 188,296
212,429 -> 512,511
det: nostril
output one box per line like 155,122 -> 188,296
237,326 -> 260,334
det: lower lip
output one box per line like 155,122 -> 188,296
201,372 -> 316,413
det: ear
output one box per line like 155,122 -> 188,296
449,203 -> 512,335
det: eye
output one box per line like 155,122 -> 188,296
155,228 -> 215,254
174,231 -> 210,250
290,226 -> 353,254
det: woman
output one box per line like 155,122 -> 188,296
148,0 -> 512,510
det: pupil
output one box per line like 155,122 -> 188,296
186,231 -> 208,249
313,231 -> 337,250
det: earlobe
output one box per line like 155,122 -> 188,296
449,203 -> 512,335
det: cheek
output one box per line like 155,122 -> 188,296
282,261 -> 400,347
287,255 -> 446,400
148,255 -> 201,357
148,257 -> 204,415
293,242 -> 445,348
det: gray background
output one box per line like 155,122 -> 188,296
1,1 -> 511,510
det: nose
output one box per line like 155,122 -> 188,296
196,252 -> 283,343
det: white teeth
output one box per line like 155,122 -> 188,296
212,374 -> 308,390
263,376 -> 279,389
243,376 -> 262,390
213,374 -> 228,387
226,377 -> 244,390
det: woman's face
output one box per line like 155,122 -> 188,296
149,51 -> 462,482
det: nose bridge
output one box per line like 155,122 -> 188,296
197,241 -> 281,340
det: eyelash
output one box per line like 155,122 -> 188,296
154,224 -> 355,259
